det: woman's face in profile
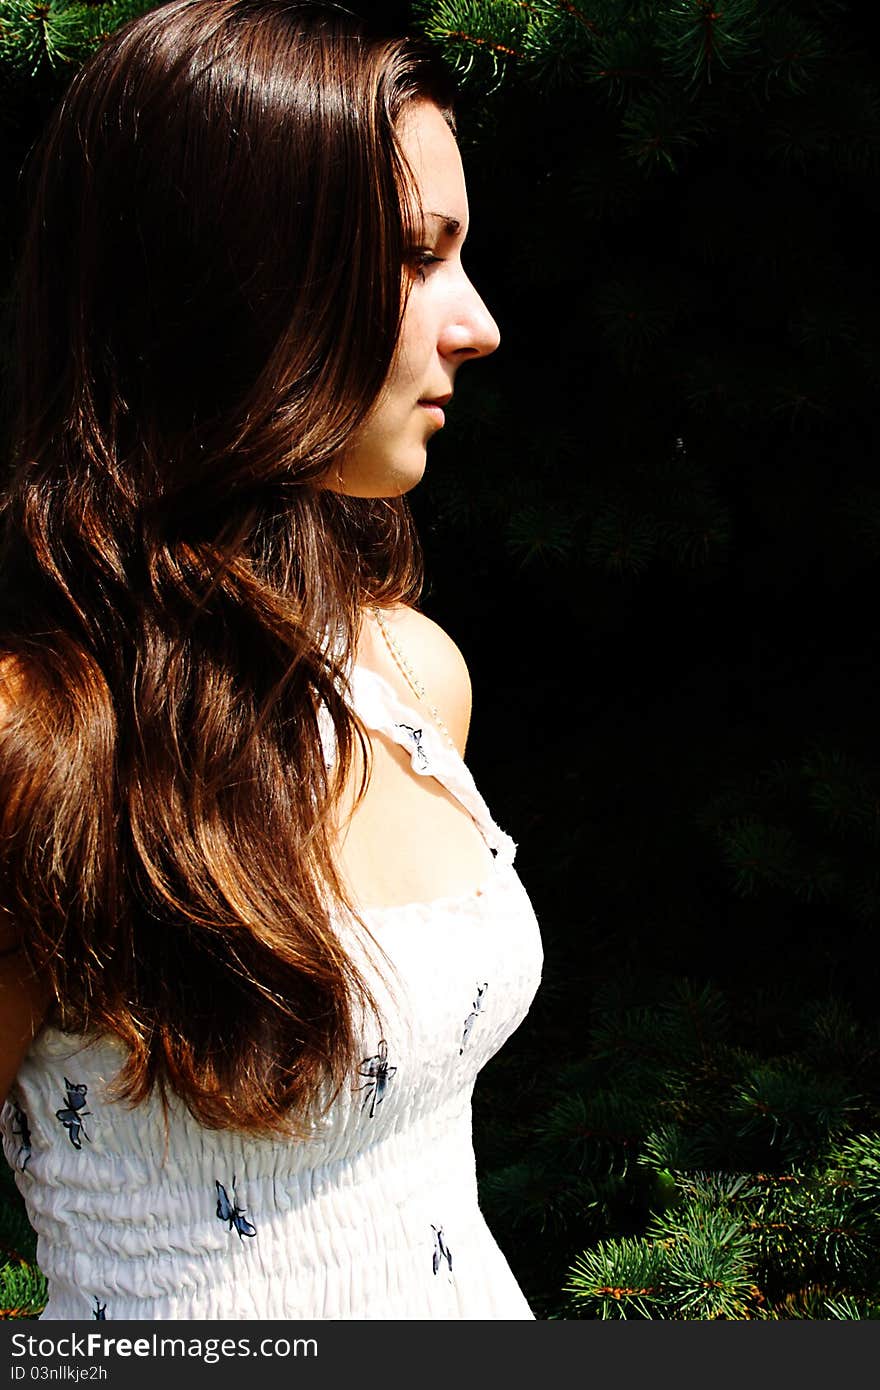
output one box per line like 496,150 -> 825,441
335,99 -> 500,498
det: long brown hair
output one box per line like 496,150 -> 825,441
0,0 -> 456,1137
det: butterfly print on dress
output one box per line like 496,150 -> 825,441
431,1224 -> 452,1275
215,1178 -> 257,1240
10,1099 -> 32,1171
357,1039 -> 397,1119
55,1079 -> 91,1149
460,983 -> 488,1054
394,723 -> 430,773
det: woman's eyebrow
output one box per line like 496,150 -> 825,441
425,211 -> 463,237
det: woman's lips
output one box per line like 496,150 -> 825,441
419,402 -> 445,426
418,393 -> 451,427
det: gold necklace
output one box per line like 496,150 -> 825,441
370,606 -> 456,751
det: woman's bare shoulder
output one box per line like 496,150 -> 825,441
362,604 -> 473,756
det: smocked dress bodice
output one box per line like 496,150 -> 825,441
0,663 -> 544,1320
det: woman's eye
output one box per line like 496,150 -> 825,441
410,250 -> 443,283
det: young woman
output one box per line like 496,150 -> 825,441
0,0 -> 543,1320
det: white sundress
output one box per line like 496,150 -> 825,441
0,662 -> 544,1320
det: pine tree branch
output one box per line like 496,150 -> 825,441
439,29 -> 522,58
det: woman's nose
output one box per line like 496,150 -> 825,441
441,277 -> 501,362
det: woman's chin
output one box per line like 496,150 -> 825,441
331,450 -> 428,498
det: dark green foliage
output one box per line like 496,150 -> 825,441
412,0 -> 879,587
0,1159 -> 46,1318
474,978 -> 880,1319
700,747 -> 880,924
0,1 -> 147,91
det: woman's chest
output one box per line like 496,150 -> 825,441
331,728 -> 496,912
